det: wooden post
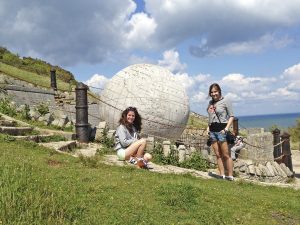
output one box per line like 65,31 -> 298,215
281,132 -> 294,175
233,117 -> 239,136
272,128 -> 281,160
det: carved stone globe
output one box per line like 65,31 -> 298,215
99,63 -> 190,139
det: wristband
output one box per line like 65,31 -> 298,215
224,128 -> 228,132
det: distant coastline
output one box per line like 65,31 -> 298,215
237,112 -> 300,129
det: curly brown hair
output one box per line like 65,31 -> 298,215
119,107 -> 142,132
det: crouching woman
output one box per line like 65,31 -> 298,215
115,107 -> 152,168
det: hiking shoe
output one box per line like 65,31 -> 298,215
225,176 -> 234,181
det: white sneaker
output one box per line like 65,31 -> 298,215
128,157 -> 137,165
225,176 -> 234,181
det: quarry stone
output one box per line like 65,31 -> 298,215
99,64 -> 189,139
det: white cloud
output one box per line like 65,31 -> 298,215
282,62 -> 300,80
270,87 -> 299,100
158,49 -> 187,73
173,72 -> 195,90
85,74 -> 109,93
145,0 -> 300,57
124,12 -> 157,49
191,91 -> 207,103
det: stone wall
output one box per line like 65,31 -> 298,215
5,85 -> 56,107
0,74 -> 101,128
239,132 -> 274,162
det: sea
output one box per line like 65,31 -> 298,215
237,112 -> 300,130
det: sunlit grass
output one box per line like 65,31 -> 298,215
1,134 -> 300,224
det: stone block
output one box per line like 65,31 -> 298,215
248,164 -> 256,175
95,128 -> 104,142
98,121 -> 107,129
271,161 -> 287,178
280,163 -> 293,177
265,162 -> 276,177
163,141 -> 171,157
146,136 -> 154,152
107,130 -> 116,139
178,145 -> 186,162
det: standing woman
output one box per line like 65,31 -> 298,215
115,107 -> 152,168
207,83 -> 234,180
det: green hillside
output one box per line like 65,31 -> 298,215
0,47 -> 75,83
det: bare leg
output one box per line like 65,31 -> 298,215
220,141 -> 233,176
124,138 -> 147,160
211,141 -> 225,176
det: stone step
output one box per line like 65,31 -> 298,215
0,120 -> 17,127
0,126 -> 33,136
13,134 -> 58,143
39,141 -> 77,152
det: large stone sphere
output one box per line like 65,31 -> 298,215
99,64 -> 190,139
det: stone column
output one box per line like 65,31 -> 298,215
75,82 -> 89,143
178,145 -> 186,163
50,68 -> 57,91
163,141 -> 171,157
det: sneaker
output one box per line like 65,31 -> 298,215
208,172 -> 225,179
225,176 -> 234,181
128,157 -> 137,165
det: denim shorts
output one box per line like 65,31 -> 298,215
209,131 -> 226,142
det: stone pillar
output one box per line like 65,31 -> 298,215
281,132 -> 293,174
146,136 -> 155,152
178,145 -> 186,162
75,82 -> 89,143
50,68 -> 57,91
163,141 -> 171,157
233,117 -> 239,136
272,128 -> 281,159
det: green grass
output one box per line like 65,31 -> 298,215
0,62 -> 72,91
1,135 -> 300,224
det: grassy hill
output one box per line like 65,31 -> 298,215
0,47 -> 75,83
1,134 -> 300,224
187,111 -> 208,129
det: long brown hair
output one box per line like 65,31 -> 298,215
119,107 -> 142,132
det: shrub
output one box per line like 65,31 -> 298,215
0,97 -> 17,117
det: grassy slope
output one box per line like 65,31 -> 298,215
0,62 -> 71,91
1,135 -> 300,224
0,62 -> 100,102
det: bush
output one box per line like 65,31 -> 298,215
289,118 -> 300,142
0,97 -> 17,117
35,102 -> 49,116
152,142 -> 212,171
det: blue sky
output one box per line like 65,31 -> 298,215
0,0 -> 300,116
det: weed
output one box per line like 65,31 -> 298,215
35,102 -> 49,116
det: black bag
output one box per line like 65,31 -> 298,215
226,131 -> 236,144
206,137 -> 212,146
